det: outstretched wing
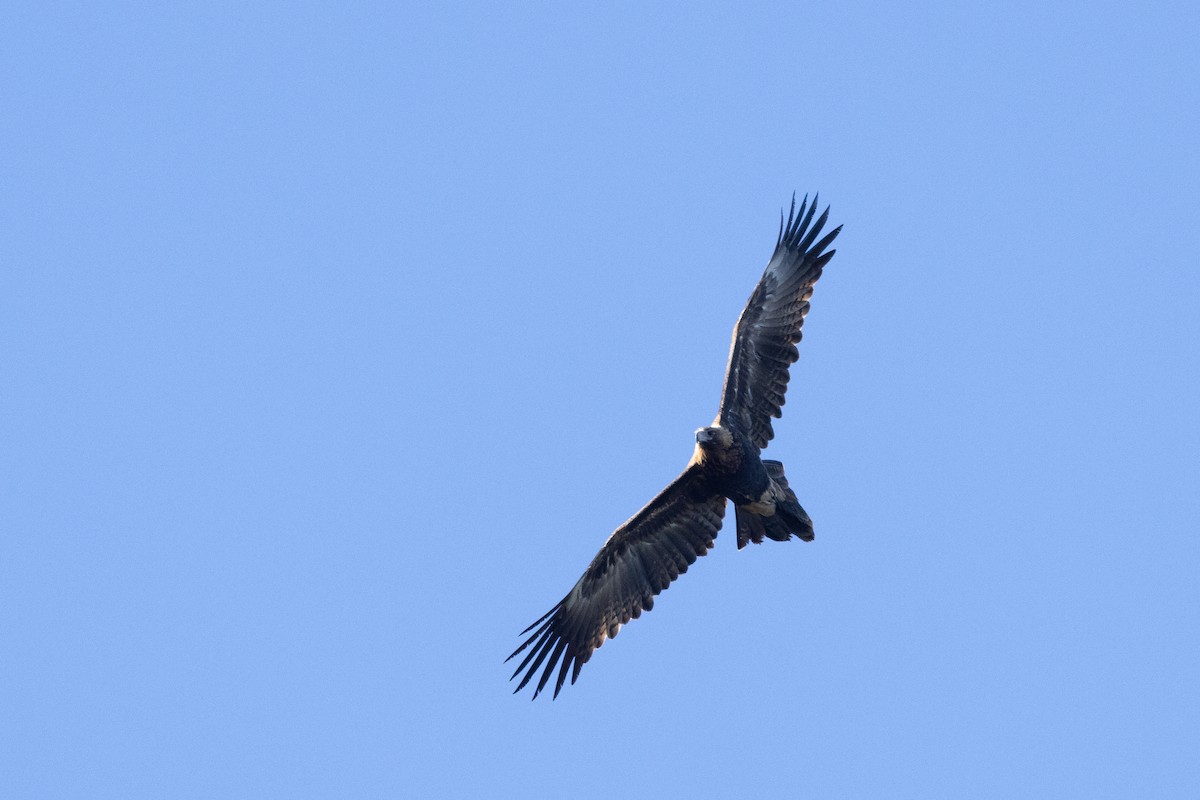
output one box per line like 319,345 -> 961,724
507,466 -> 726,699
717,194 -> 841,449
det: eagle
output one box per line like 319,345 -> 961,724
508,194 -> 841,699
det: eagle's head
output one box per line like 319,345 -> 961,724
694,426 -> 733,450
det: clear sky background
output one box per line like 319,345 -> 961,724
3,2 -> 1198,797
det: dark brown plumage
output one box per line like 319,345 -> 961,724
719,198 -> 840,448
508,194 -> 841,699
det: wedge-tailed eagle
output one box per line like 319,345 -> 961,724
508,194 -> 842,699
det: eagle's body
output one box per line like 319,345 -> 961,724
691,424 -> 812,544
508,195 -> 841,699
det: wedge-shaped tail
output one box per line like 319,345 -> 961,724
735,460 -> 813,549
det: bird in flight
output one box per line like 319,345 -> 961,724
508,194 -> 841,699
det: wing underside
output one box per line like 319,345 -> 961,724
507,467 -> 726,699
717,195 -> 841,448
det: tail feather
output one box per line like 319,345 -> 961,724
735,460 -> 814,549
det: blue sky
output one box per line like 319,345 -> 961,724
3,2 -> 1198,797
